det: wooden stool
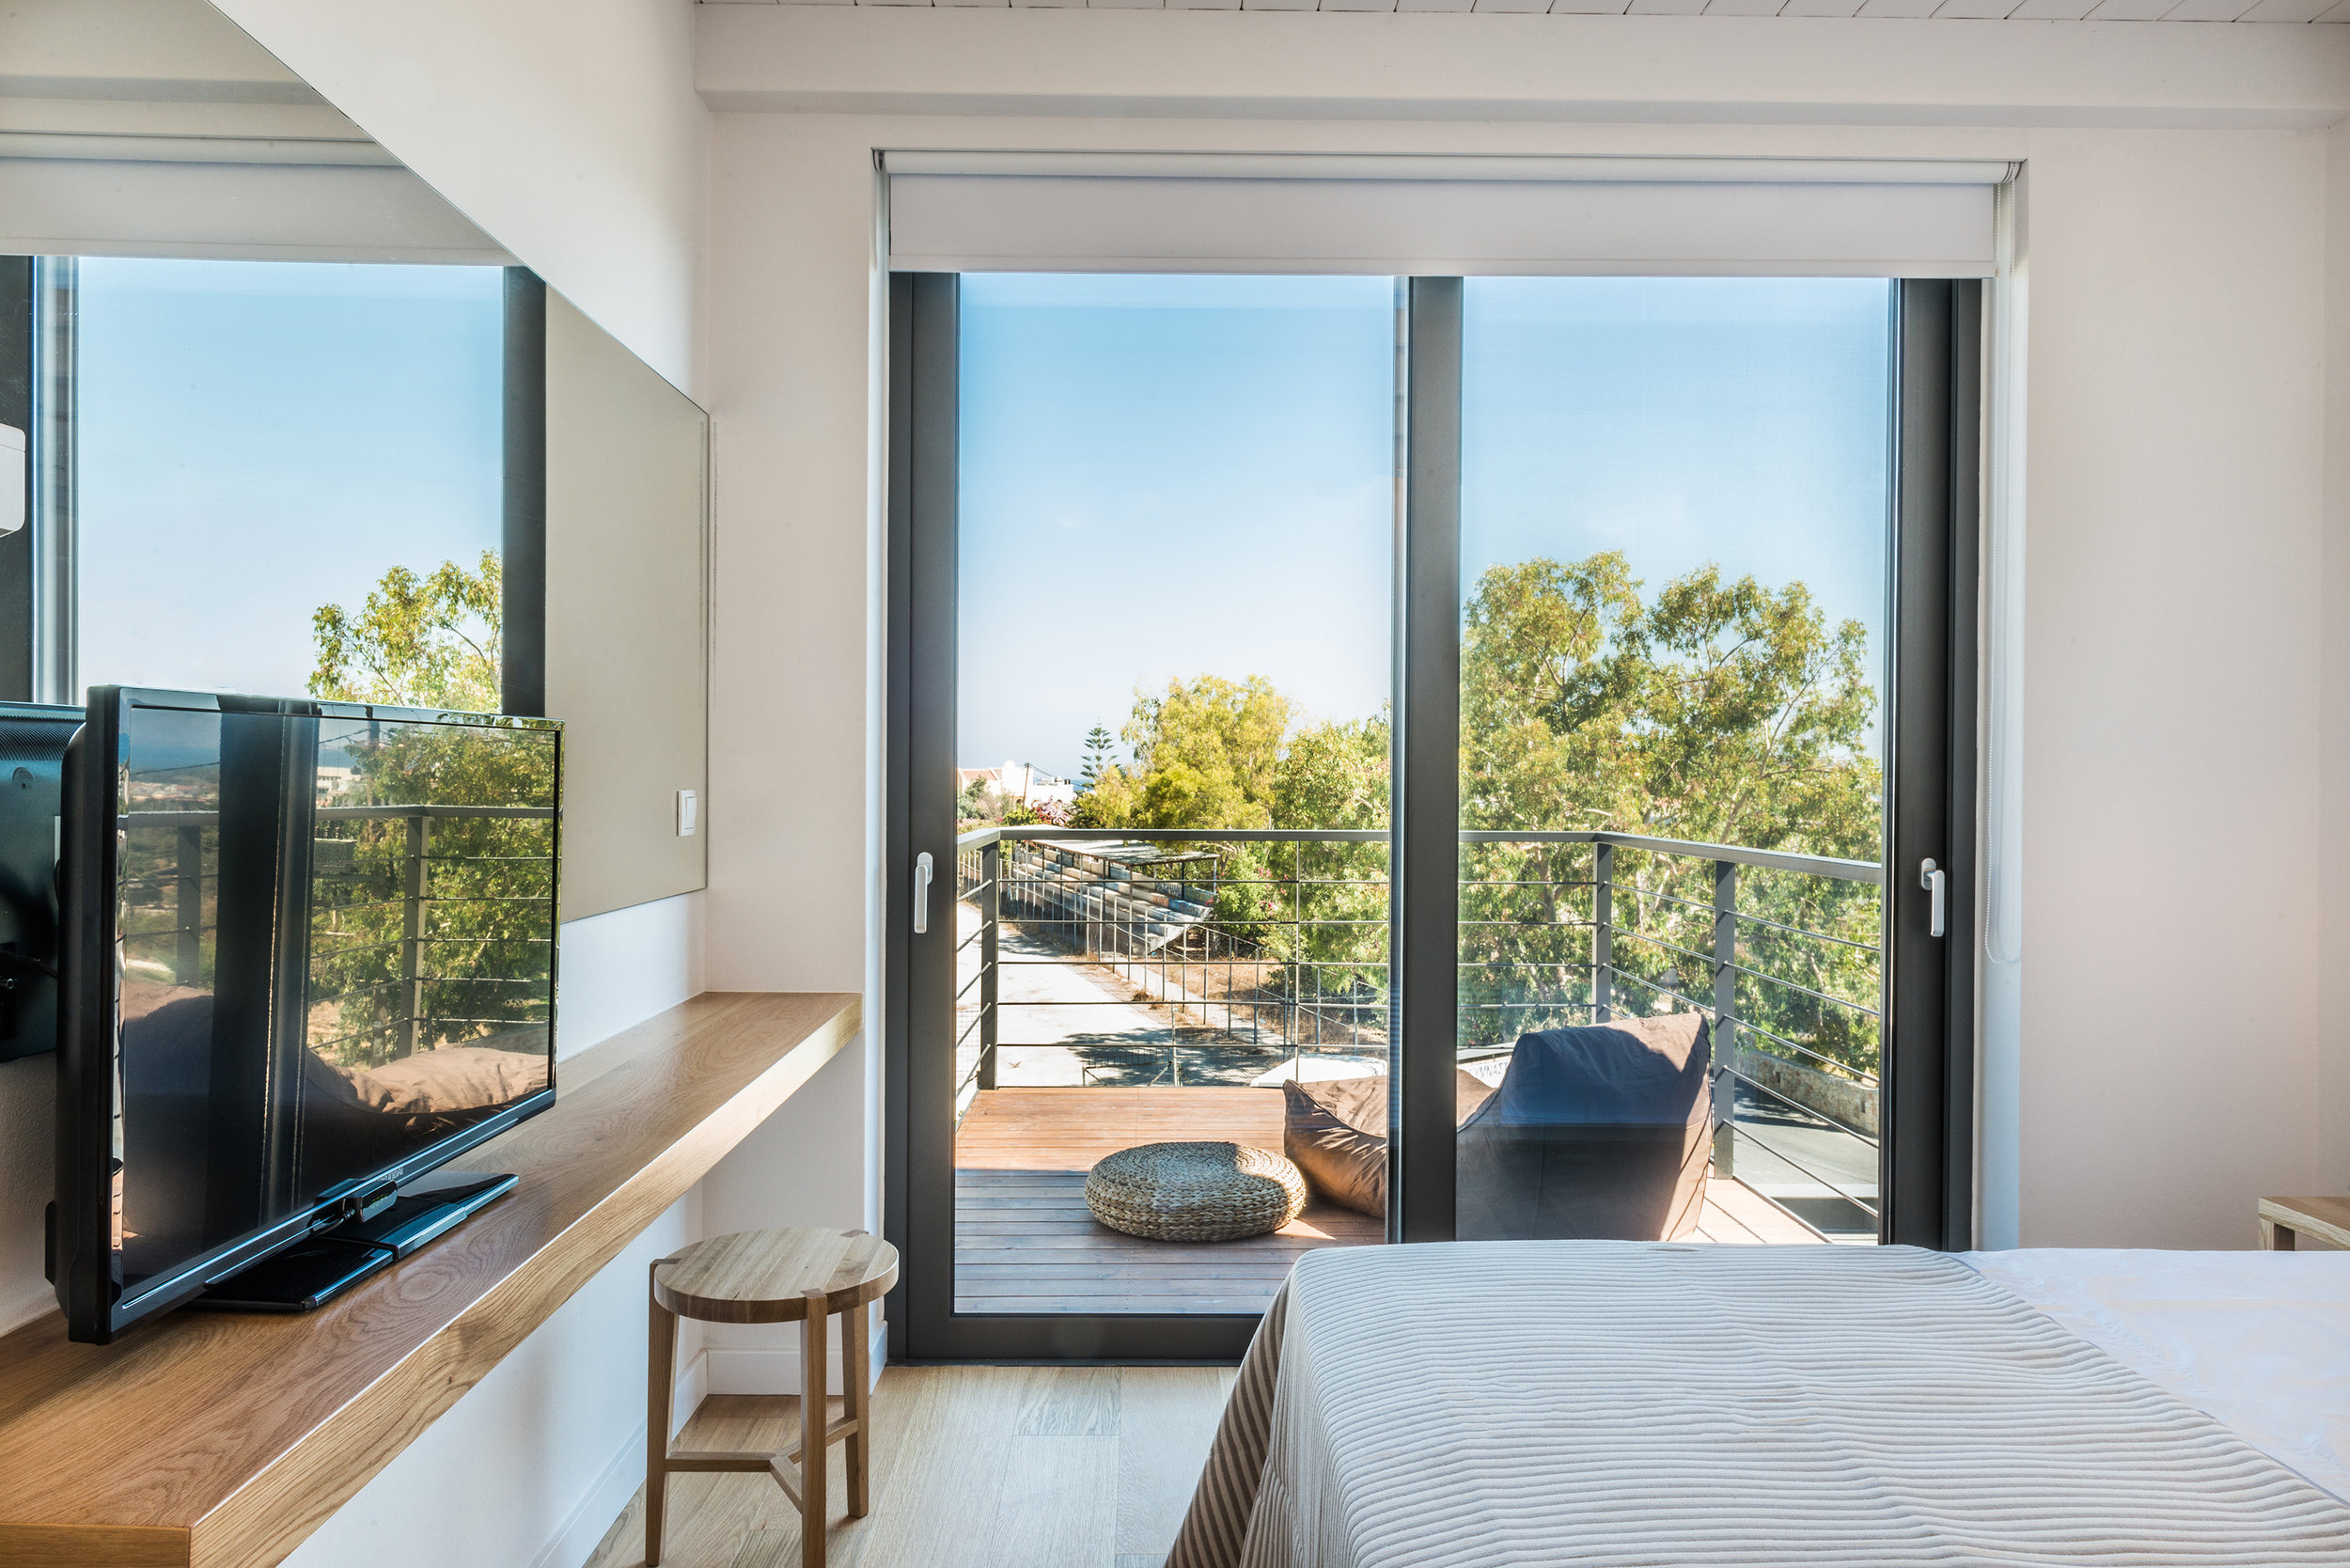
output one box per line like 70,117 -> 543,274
647,1228 -> 899,1568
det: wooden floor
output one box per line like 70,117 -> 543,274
954,1086 -> 1817,1313
584,1367 -> 1230,1568
956,1087 -> 1381,1313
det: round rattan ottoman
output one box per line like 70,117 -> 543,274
1084,1141 -> 1308,1242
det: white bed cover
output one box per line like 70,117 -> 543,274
1964,1248 -> 2350,1503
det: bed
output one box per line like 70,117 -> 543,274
1167,1242 -> 2350,1567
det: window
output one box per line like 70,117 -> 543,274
10,258 -> 510,708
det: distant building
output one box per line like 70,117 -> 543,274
957,760 -> 1075,808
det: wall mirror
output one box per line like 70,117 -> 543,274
0,0 -> 710,930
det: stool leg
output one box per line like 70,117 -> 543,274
800,1288 -> 829,1568
647,1262 -> 681,1567
843,1297 -> 872,1517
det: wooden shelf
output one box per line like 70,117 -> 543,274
0,990 -> 860,1568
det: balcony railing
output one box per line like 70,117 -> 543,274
954,823 -> 1885,1241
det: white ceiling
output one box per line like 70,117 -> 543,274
704,0 -> 2345,18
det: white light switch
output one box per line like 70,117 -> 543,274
677,789 -> 697,838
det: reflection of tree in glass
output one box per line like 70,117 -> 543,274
306,556 -> 556,1069
1076,552 -> 1883,1080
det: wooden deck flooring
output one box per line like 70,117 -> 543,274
954,1087 -> 1816,1314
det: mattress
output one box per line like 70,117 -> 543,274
1963,1247 -> 2350,1506
1167,1241 -> 2350,1568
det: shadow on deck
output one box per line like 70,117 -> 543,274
953,1086 -> 1819,1316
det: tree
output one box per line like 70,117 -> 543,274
1457,552 -> 1881,1075
306,555 -> 552,1068
1461,552 -> 1876,855
1081,680 -> 1388,1009
1072,552 -> 1884,1079
310,552 -> 501,711
1083,675 -> 1290,831
1079,726 -> 1116,791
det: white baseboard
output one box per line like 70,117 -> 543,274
707,1320 -> 888,1397
527,1350 -> 706,1568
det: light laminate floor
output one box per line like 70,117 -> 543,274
583,1366 -> 1232,1568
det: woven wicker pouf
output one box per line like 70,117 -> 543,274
1085,1141 -> 1308,1242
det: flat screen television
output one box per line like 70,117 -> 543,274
51,688 -> 562,1342
0,702 -> 80,1064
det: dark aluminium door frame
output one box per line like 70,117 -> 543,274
885,272 -> 1983,1362
1883,277 -> 1982,1250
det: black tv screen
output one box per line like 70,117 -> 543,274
53,689 -> 561,1341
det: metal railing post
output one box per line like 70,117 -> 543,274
1712,858 -> 1738,1177
175,824 -> 203,986
1591,841 -> 1613,1024
399,812 -> 428,1059
979,840 -> 999,1092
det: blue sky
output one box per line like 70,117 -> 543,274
958,274 -> 1890,783
959,274 -> 1398,783
74,258 -> 504,698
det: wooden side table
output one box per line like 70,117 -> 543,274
2257,1196 -> 2350,1251
648,1227 -> 900,1568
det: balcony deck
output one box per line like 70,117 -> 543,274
954,1085 -> 1819,1315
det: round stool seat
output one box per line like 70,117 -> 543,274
652,1227 -> 899,1325
1085,1141 -> 1308,1242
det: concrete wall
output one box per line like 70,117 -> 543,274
694,10 -> 2347,1264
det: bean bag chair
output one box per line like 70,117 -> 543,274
1455,1013 -> 1712,1242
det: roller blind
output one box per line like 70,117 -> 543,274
885,152 -> 2011,278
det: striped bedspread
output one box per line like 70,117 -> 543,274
1166,1242 -> 2350,1568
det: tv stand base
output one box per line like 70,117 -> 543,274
197,1170 -> 517,1313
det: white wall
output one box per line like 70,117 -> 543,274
209,0 -> 711,397
282,1195 -> 704,1568
2324,118 -> 2350,1204
696,11 -> 2349,1265
2015,128 -> 2328,1246
0,10 -> 734,1568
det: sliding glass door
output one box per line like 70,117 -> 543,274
889,273 -> 1976,1362
1453,277 -> 1894,1246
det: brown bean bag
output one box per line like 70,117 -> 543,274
1281,1070 -> 1496,1219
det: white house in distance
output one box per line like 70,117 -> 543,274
956,760 -> 1076,809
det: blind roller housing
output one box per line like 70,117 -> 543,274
885,155 -> 2006,278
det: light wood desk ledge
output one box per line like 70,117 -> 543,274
0,990 -> 860,1568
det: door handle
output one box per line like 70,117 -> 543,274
913,852 -> 933,935
1919,858 -> 1946,939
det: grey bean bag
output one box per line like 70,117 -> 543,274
1455,1012 -> 1713,1242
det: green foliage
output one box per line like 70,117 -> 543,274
1079,726 -> 1115,791
1085,681 -> 1390,1006
1076,551 -> 1883,1080
1086,675 -> 1291,831
310,552 -> 502,712
306,556 -> 553,1068
1457,553 -> 1881,1076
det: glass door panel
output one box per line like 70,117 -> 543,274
948,275 -> 1398,1332
1454,277 -> 1892,1246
